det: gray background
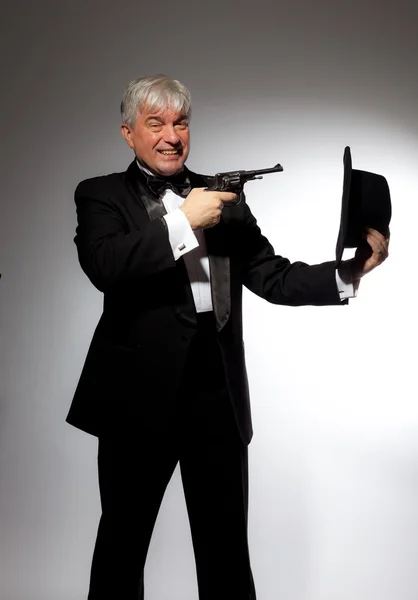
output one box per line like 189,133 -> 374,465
1,0 -> 417,599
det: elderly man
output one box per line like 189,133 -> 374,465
67,74 -> 389,599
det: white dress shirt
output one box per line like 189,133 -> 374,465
162,190 -> 214,312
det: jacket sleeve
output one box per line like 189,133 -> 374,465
74,182 -> 176,293
239,203 -> 346,307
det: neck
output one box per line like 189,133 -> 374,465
136,159 -> 185,179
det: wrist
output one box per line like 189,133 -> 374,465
339,258 -> 362,284
180,207 -> 196,230
348,258 -> 363,282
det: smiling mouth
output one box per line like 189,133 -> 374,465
158,149 -> 181,156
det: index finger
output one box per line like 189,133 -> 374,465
218,191 -> 238,203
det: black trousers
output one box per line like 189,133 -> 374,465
88,313 -> 256,599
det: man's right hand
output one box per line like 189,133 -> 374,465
180,187 -> 238,230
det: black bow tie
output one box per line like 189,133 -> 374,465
146,171 -> 191,199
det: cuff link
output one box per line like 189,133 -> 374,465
177,243 -> 186,251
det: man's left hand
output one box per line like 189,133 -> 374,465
351,227 -> 390,280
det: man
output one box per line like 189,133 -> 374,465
67,74 -> 389,599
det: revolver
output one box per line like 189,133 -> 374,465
206,163 -> 283,205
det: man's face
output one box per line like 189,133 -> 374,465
121,106 -> 190,176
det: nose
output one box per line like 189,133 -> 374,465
163,124 -> 181,145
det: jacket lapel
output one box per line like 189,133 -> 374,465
126,160 -> 167,220
204,222 -> 231,332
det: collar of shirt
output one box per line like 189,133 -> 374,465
136,159 -> 154,177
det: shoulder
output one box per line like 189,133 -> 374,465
75,171 -> 126,198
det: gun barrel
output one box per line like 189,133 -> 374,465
246,163 -> 283,177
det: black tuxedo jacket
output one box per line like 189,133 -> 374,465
66,160 -> 345,444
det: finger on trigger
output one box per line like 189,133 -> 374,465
226,192 -> 238,202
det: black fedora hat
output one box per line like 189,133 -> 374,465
336,146 -> 391,266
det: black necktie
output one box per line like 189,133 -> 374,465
146,172 -> 192,199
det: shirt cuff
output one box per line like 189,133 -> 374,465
163,209 -> 199,260
335,262 -> 360,300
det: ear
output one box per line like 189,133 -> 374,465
120,124 -> 134,149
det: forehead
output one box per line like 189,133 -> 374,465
139,105 -> 187,121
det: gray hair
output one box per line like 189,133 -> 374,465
120,74 -> 192,127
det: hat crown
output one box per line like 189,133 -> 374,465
336,146 -> 391,264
